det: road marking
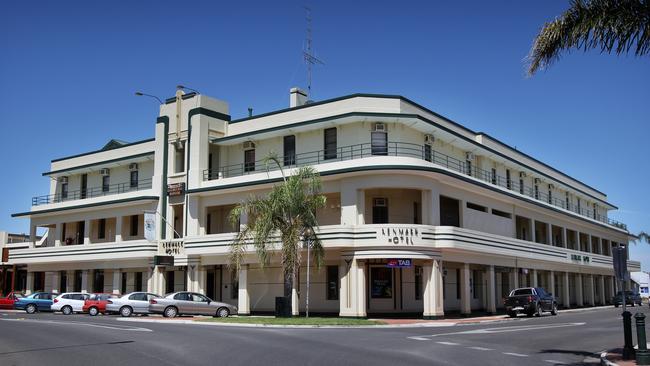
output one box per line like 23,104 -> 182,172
0,318 -> 152,332
408,322 -> 585,340
544,360 -> 566,365
435,341 -> 460,346
468,346 -> 494,351
503,352 -> 528,357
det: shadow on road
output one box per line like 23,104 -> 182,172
538,349 -> 601,366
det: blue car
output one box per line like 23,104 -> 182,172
15,292 -> 56,314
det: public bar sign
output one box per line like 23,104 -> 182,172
386,259 -> 412,268
167,183 -> 185,197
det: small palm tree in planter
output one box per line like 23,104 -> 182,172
228,154 -> 326,317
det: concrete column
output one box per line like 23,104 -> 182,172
25,272 -> 34,295
51,271 -> 60,293
43,272 -> 53,292
530,219 -> 536,243
238,265 -> 250,315
83,219 -> 91,245
339,259 -> 366,317
115,217 -> 123,242
197,268 -> 206,295
588,275 -> 596,306
563,272 -> 570,308
186,266 -> 196,292
599,275 -> 606,305
562,228 -> 568,248
576,274 -> 584,307
29,225 -> 37,248
81,270 -> 89,293
549,270 -> 555,296
587,234 -> 592,253
66,270 -> 74,292
510,268 -> 519,289
291,275 -> 300,316
532,269 -> 538,287
55,223 -> 63,247
112,270 -> 121,294
546,224 -> 553,246
460,263 -> 471,315
486,265 -> 496,315
423,259 -> 444,319
356,189 -> 365,225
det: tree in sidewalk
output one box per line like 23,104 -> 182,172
228,154 -> 326,314
527,0 -> 650,75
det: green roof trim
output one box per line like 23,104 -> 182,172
51,138 -> 155,163
11,196 -> 159,217
101,139 -> 130,151
43,151 -> 154,176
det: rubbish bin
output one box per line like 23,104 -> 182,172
275,296 -> 292,318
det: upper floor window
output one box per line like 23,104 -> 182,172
98,218 -> 106,239
244,148 -> 255,172
371,124 -> 388,156
548,186 -> 552,204
130,215 -> 139,236
283,135 -> 296,166
326,265 -> 339,300
565,192 -> 571,210
577,197 -> 581,213
534,183 -> 539,200
323,128 -> 337,160
424,143 -> 432,162
174,141 -> 185,174
372,197 -> 389,224
466,160 -> 473,176
506,169 -> 511,190
519,178 -> 524,194
102,175 -> 110,193
130,170 -> 139,188
491,168 -> 497,185
61,180 -> 68,199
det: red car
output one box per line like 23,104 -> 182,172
0,292 -> 24,309
83,293 -> 119,316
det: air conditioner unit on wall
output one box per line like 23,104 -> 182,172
243,141 -> 255,149
465,152 -> 475,161
373,197 -> 387,207
59,176 -> 68,184
100,168 -> 110,176
519,171 -> 527,178
424,134 -> 434,144
373,122 -> 386,132
129,163 -> 139,171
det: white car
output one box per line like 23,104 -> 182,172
51,292 -> 90,315
105,292 -> 161,317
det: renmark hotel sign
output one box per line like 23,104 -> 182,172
380,227 -> 421,245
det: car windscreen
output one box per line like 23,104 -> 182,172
511,289 -> 533,296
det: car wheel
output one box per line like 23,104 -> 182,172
89,307 -> 99,316
120,306 -> 133,317
536,304 -> 544,317
163,306 -> 178,318
615,304 -> 619,308
62,306 -> 73,315
216,307 -> 230,318
507,311 -> 517,318
631,303 -> 636,307
25,304 -> 37,314
551,303 -> 558,316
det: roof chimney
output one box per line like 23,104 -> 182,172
290,87 -> 308,108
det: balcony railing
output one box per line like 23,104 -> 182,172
32,178 -> 153,206
203,141 -> 626,230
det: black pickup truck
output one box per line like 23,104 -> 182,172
504,287 -> 558,318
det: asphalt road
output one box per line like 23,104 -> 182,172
0,306 -> 646,366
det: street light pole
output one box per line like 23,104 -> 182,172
306,235 -> 311,318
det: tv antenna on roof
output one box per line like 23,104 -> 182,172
303,6 -> 324,100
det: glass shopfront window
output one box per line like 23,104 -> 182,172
370,267 -> 393,299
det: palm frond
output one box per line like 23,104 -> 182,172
527,0 -> 650,75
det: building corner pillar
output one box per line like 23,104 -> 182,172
486,265 -> 496,315
423,259 -> 444,319
460,263 -> 471,316
112,269 -> 121,294
238,265 -> 250,315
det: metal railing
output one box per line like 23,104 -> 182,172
202,141 -> 626,230
32,178 -> 153,206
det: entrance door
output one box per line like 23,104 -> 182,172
165,271 -> 175,294
440,196 -> 460,227
81,174 -> 88,199
368,266 -> 395,313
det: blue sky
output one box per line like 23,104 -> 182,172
1,1 -> 648,267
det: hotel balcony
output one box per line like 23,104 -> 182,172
202,141 -> 626,230
31,178 -> 153,206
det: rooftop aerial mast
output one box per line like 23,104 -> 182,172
303,7 -> 324,100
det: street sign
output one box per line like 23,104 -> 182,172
613,246 -> 629,281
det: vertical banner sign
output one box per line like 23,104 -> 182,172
612,246 -> 629,281
144,211 -> 157,242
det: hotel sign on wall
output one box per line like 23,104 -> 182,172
167,183 -> 185,196
570,254 -> 591,263
379,227 -> 421,245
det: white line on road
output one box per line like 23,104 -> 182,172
435,341 -> 460,346
544,360 -> 566,365
468,346 -> 494,351
0,318 -> 152,332
407,322 -> 585,340
502,352 -> 529,357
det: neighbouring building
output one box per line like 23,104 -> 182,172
6,88 -> 640,317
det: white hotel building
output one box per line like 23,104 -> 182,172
4,88 -> 639,318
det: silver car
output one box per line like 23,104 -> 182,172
106,292 -> 161,317
148,291 -> 237,318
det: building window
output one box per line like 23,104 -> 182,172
244,149 -> 255,172
491,168 -> 497,185
565,192 -> 570,210
174,141 -> 185,173
593,203 -> 597,219
372,198 -> 388,224
81,174 -> 88,199
130,215 -> 139,237
323,128 -> 337,160
466,160 -> 472,176
326,265 -> 339,300
506,170 -> 511,190
130,170 -> 139,188
492,209 -> 512,219
534,184 -> 539,200
424,144 -> 432,162
413,202 -> 421,224
456,269 -> 461,299
93,270 -> 104,293
206,213 -> 212,235
548,188 -> 552,204
415,266 -> 423,300
98,218 -> 106,239
121,272 -> 127,294
370,267 -> 392,299
283,135 -> 296,166
577,197 -> 581,213
231,278 -> 239,299
519,178 -> 524,194
102,175 -> 110,193
440,196 -> 460,227
466,202 -> 487,212
371,131 -> 388,156
135,272 -> 143,292
61,181 -> 68,199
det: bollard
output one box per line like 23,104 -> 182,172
635,312 -> 650,365
623,311 -> 635,360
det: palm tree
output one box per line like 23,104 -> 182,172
635,231 -> 650,243
527,0 -> 650,75
228,154 -> 326,315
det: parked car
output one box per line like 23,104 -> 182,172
14,292 -> 56,313
149,291 -> 237,318
0,292 -> 23,309
106,292 -> 161,317
83,293 -> 120,316
51,292 -> 91,315
504,287 -> 558,317
613,291 -> 643,307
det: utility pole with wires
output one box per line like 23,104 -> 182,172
303,7 -> 324,100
